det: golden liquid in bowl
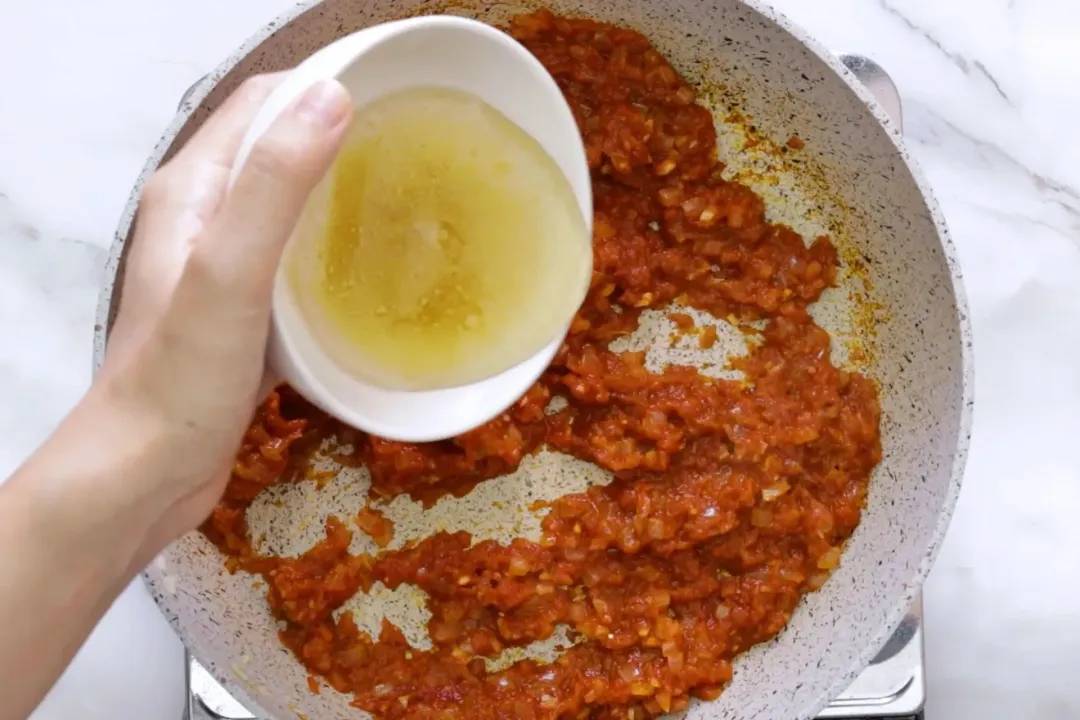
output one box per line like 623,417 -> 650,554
287,86 -> 591,391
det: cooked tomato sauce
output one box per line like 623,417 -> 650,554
202,9 -> 881,719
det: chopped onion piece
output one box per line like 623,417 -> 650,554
762,481 -> 791,501
818,547 -> 843,570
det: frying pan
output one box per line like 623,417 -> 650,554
93,1 -> 973,718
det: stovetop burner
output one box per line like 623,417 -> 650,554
180,53 -> 923,720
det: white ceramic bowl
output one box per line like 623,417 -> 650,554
230,15 -> 593,442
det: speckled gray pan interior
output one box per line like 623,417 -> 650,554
93,0 -> 973,718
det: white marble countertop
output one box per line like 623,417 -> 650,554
1,0 -> 1076,718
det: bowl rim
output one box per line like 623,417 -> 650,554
232,14 -> 594,442
93,1 -> 973,718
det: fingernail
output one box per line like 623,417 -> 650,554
294,79 -> 352,129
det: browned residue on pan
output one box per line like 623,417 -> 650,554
693,73 -> 885,373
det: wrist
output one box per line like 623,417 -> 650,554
0,379 -> 173,720
83,370 -> 178,512
7,379 -> 175,583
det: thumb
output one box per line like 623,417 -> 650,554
203,78 -> 354,298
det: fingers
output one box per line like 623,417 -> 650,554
106,77 -> 354,470
134,74 -> 287,252
170,73 -> 285,173
197,79 -> 354,301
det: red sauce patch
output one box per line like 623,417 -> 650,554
667,312 -> 694,330
355,507 -> 395,549
699,325 -> 719,349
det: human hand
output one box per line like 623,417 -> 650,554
0,73 -> 355,720
96,75 -> 353,561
